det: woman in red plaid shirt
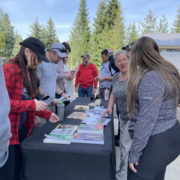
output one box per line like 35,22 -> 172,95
0,37 -> 59,180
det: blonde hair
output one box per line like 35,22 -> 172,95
127,37 -> 180,117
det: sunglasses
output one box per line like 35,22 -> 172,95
51,48 -> 67,53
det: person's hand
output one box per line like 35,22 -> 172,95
53,99 -> 60,105
178,104 -> 180,107
34,116 -> 40,127
62,93 -> 69,99
94,77 -> 99,82
98,77 -> 105,82
49,113 -> 59,123
34,99 -> 48,111
93,88 -> 96,93
129,162 -> 138,173
66,71 -> 74,79
102,108 -> 112,117
68,73 -> 75,80
75,87 -> 78,92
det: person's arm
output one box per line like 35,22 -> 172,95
0,59 -> 11,167
55,84 -> 68,99
129,72 -> 164,165
102,93 -> 116,116
93,65 -> 98,88
98,76 -> 113,81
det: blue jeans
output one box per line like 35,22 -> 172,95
78,85 -> 93,97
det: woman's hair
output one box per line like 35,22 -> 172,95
114,50 -> 129,62
127,36 -> 180,117
4,46 -> 38,97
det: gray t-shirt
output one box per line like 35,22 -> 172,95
99,61 -> 115,88
112,72 -> 129,122
0,58 -> 11,167
36,61 -> 58,99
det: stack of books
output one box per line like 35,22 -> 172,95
72,124 -> 104,144
43,124 -> 78,144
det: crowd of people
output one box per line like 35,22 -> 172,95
0,35 -> 180,180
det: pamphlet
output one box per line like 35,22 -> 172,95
72,133 -> 104,144
77,124 -> 104,134
74,105 -> 89,110
67,112 -> 88,120
81,117 -> 111,126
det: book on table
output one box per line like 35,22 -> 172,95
50,124 -> 78,135
81,117 -> 111,126
43,134 -> 73,144
77,124 -> 104,134
43,124 -> 78,144
72,133 -> 104,144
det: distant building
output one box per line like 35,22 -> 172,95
143,33 -> 180,73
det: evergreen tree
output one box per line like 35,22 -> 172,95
108,2 -> 125,52
92,0 -> 108,35
40,26 -> 47,45
157,14 -> 169,33
126,22 -> 139,45
69,0 -> 91,65
171,6 -> 180,33
12,31 -> 23,57
0,13 -> 15,57
28,17 -> 42,39
140,9 -> 157,33
44,17 -> 57,50
0,30 -> 6,57
106,0 -> 119,29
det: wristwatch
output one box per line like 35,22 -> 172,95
94,87 -> 97,89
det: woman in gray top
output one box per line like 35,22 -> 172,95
102,50 -> 132,180
127,37 -> 180,180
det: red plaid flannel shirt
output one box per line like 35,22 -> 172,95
3,62 -> 52,145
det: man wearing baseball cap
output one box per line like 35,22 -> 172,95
75,53 -> 98,97
36,43 -> 73,127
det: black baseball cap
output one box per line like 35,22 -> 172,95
19,37 -> 49,63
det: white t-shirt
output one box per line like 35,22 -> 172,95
36,61 -> 58,99
64,64 -> 74,96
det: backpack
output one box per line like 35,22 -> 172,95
108,55 -> 120,76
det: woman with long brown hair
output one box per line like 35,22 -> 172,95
0,37 -> 59,180
127,36 -> 180,180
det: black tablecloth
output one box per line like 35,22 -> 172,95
21,97 -> 116,180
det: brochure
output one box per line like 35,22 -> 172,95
72,133 -> 104,144
77,124 -> 104,134
67,112 -> 88,120
81,117 -> 111,126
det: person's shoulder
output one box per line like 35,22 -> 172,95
143,69 -> 160,81
112,72 -> 120,81
3,62 -> 20,73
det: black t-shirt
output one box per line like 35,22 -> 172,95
108,55 -> 120,75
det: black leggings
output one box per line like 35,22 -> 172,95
128,167 -> 166,180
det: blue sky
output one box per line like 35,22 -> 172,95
0,0 -> 179,42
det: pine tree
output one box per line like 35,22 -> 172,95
12,31 -> 23,57
108,2 -> 125,52
140,9 -> 157,33
0,13 -> 15,57
171,6 -> 180,33
126,22 -> 139,45
157,14 -> 169,33
28,17 -> 42,39
44,17 -> 57,50
106,0 -> 119,29
69,0 -> 91,66
0,30 -> 7,57
40,27 -> 47,45
92,0 -> 108,35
